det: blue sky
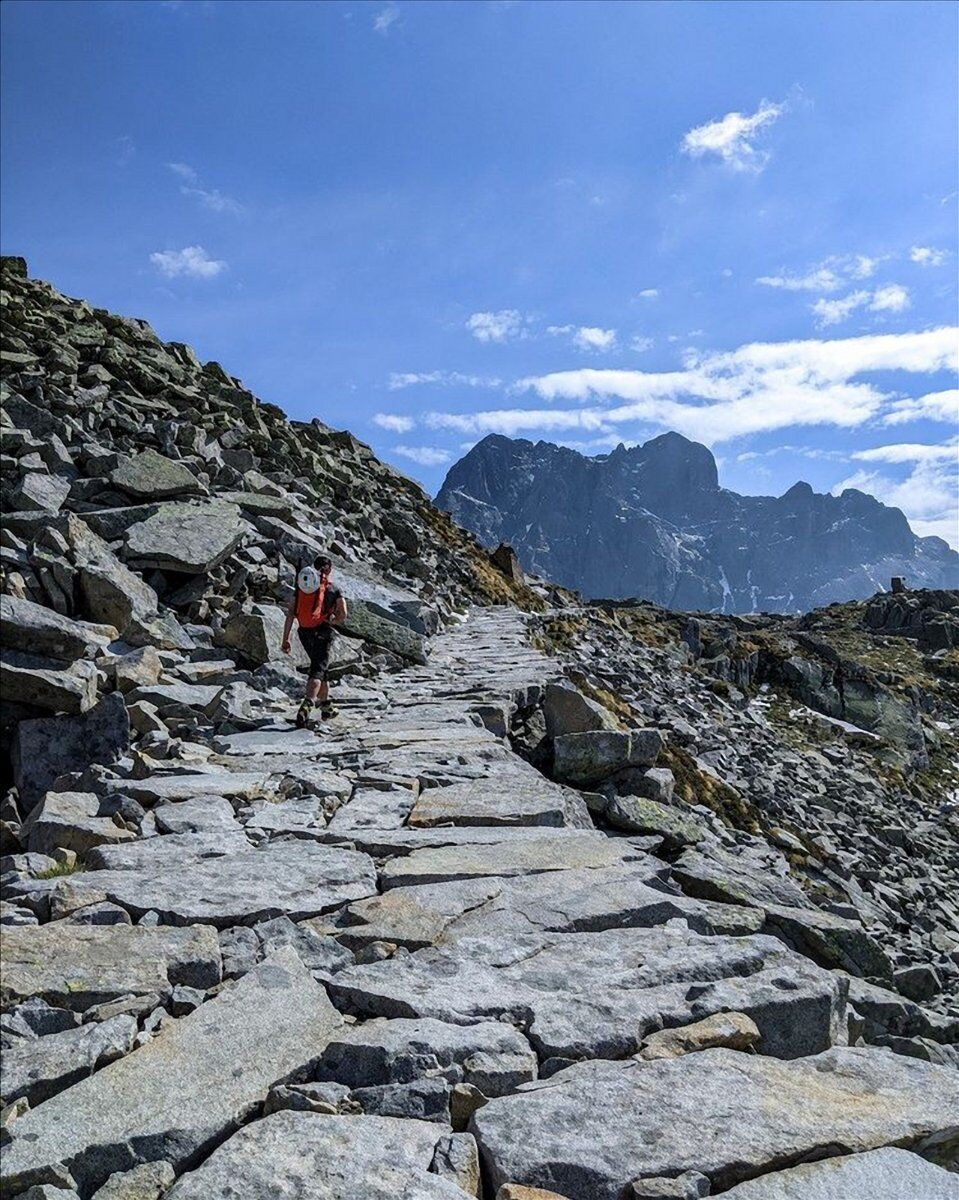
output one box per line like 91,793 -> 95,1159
2,0 -> 957,544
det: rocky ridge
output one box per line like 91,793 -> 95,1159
436,432 -> 959,612
1,259 -> 957,1199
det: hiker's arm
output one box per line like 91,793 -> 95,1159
332,596 -> 347,625
282,595 -> 295,652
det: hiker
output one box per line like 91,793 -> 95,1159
281,554 -> 347,727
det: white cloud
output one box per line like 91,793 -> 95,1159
811,291 -> 871,326
388,371 -> 501,390
466,310 -> 528,343
548,325 -> 618,353
181,186 -> 244,216
759,267 -> 842,293
631,336 -> 654,353
428,327 -> 958,446
851,255 -> 878,279
149,245 -> 225,279
393,445 -> 451,467
373,4 -> 400,34
373,413 -> 415,433
637,288 -> 659,299
168,162 -> 198,182
812,284 -> 910,327
834,451 -> 958,548
882,389 -> 959,426
910,246 -> 947,267
852,439 -> 958,464
870,283 -> 910,314
681,99 -> 784,172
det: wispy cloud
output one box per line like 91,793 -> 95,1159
812,284 -> 910,327
149,246 -> 226,279
681,99 -> 784,172
547,325 -> 618,353
466,310 -> 529,343
115,135 -> 136,166
388,371 -> 502,390
373,413 -> 415,433
637,288 -> 659,300
834,443 -> 959,547
631,336 -> 654,353
910,245 -> 947,267
393,445 -> 451,467
882,389 -> 958,426
758,267 -> 842,293
167,163 -> 244,216
373,4 -> 400,34
426,328 -> 957,446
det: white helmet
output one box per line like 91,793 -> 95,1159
297,565 -> 321,593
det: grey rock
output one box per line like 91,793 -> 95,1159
351,1076 -> 451,1122
0,594 -> 113,661
605,795 -> 706,848
100,770 -> 266,804
21,791 -> 136,857
13,693 -> 130,810
124,502 -> 245,574
11,472 -> 71,513
470,1047 -> 959,1200
331,927 -> 845,1061
0,922 -> 221,1011
717,1147 -> 959,1199
553,728 -> 664,785
542,682 -> 618,737
91,1161 -> 175,1200
1,1014 -> 137,1106
110,449 -> 204,500
217,605 -> 307,668
315,1017 -> 537,1094
66,516 -> 160,636
341,598 -> 428,664
164,1110 -> 474,1199
408,777 -> 589,829
1,950 -> 344,1195
153,795 -> 239,835
0,653 -> 98,714
380,833 -> 644,889
51,834 -> 377,927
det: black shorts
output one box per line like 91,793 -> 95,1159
297,626 -> 333,680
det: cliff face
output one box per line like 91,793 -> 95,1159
436,432 -> 959,611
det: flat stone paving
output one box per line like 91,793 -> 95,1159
4,609 -> 958,1199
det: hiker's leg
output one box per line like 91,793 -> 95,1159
318,679 -> 329,702
306,676 -> 323,703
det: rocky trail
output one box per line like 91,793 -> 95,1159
3,610 -> 958,1199
1,257 -> 958,1198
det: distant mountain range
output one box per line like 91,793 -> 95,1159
436,432 -> 959,612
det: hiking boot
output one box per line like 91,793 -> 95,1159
320,701 -> 336,720
294,701 -> 313,729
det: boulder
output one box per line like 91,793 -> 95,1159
0,653 -> 98,714
469,1048 -> 959,1200
13,692 -> 130,810
217,604 -> 307,667
637,1011 -> 761,1060
1,1014 -> 137,1107
10,472 -> 71,513
604,795 -> 706,848
341,598 -> 427,664
1,951 -> 345,1196
542,682 -> 618,738
109,449 -> 205,500
65,515 -> 160,635
0,922 -> 221,1011
0,594 -> 114,661
91,1162 -> 175,1200
123,502 -> 245,574
21,791 -> 136,856
314,1017 -> 537,1095
716,1147 -> 959,1199
552,728 -> 664,785
164,1111 -> 475,1199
